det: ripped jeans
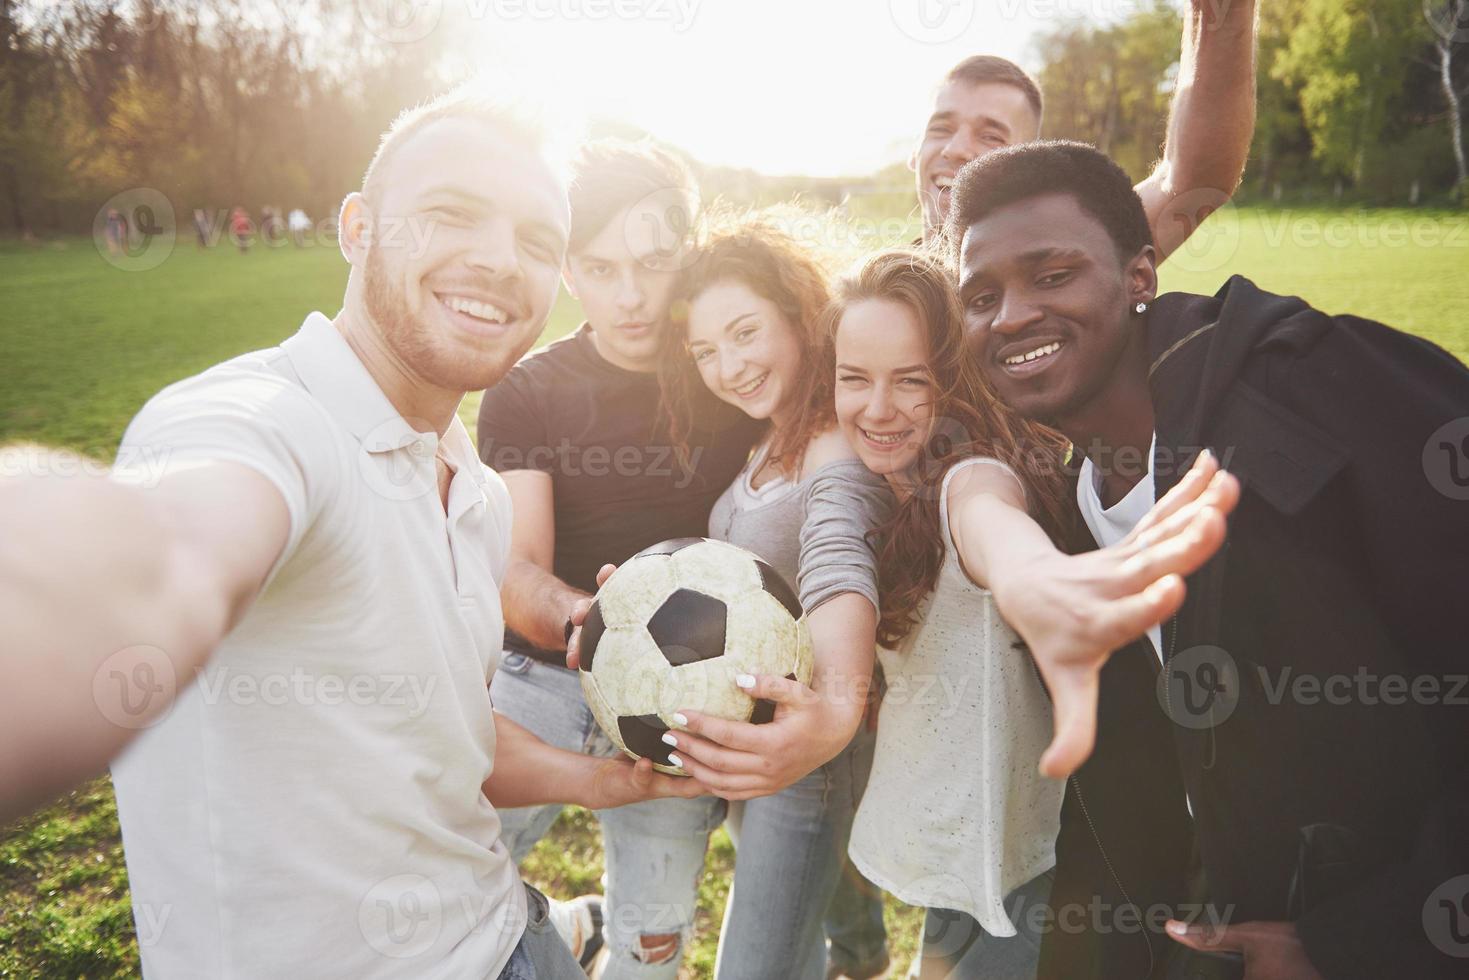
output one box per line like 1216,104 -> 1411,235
491,652 -> 726,980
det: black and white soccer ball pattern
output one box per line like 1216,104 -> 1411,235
578,537 -> 814,776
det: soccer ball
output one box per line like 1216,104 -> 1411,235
578,537 -> 814,776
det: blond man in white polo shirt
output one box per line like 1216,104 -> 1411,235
0,88 -> 706,979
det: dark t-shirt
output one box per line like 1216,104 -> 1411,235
477,324 -> 763,661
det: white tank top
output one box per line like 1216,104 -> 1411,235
847,457 -> 1064,936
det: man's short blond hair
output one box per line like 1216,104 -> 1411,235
360,83 -> 573,207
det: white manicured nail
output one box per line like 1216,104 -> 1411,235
667,753 -> 683,768
735,674 -> 756,689
672,712 -> 689,726
661,732 -> 678,747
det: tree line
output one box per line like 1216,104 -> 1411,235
1,0 -> 1465,237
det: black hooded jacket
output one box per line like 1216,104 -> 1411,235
1137,276 -> 1466,977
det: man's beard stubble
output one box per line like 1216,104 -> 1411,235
363,244 -> 532,394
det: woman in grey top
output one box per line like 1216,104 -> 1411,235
656,211 -> 893,980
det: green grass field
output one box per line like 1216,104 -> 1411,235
1,208 -> 1465,979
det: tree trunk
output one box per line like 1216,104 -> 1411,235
1437,20 -> 1467,192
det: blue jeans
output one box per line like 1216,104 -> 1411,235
491,653 -> 726,980
714,727 -> 877,980
916,868 -> 1055,980
497,883 -> 589,980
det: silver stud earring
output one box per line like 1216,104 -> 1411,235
1134,301 -> 1149,315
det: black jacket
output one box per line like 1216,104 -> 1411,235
1142,276 -> 1467,977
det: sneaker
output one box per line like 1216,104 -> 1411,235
566,895 -> 605,974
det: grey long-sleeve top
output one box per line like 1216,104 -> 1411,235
707,452 -> 895,614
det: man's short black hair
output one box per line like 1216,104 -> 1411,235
946,140 -> 1153,262
945,56 -> 1043,126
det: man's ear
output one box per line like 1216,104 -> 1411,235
338,193 -> 372,265
560,256 -> 579,300
907,143 -> 920,173
1127,244 -> 1159,308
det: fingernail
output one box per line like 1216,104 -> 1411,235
667,753 -> 683,768
1166,920 -> 1187,936
1199,448 -> 1213,462
735,674 -> 755,689
672,712 -> 689,727
661,732 -> 678,747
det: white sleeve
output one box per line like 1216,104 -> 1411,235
114,368 -> 339,575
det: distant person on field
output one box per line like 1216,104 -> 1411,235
288,207 -> 311,247
104,208 -> 128,256
192,208 -> 212,248
229,205 -> 252,253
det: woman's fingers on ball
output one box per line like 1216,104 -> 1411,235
676,710 -> 763,753
667,729 -> 766,775
595,563 -> 617,587
739,672 -> 813,706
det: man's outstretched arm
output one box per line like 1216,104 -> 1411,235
498,469 -> 588,651
1136,0 -> 1258,261
0,447 -> 288,820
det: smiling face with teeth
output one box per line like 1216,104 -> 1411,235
685,279 -> 805,427
957,192 -> 1157,432
346,116 -> 569,397
832,298 -> 936,485
912,80 -> 1040,240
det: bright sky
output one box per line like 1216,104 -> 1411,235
441,0 -> 1084,176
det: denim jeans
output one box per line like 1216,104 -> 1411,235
824,857 -> 890,977
497,883 -> 590,980
490,652 -> 726,980
916,868 -> 1055,980
713,726 -> 877,980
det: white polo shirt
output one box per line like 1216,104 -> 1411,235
111,312 -> 525,979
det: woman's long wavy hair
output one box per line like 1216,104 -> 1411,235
660,207 -> 836,474
820,248 -> 1077,648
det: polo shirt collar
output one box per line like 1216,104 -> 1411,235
282,312 -> 488,495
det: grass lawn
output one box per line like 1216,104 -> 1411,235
1,207 -> 1465,978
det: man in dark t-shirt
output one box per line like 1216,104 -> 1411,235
476,139 -> 760,977
479,321 -> 758,657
